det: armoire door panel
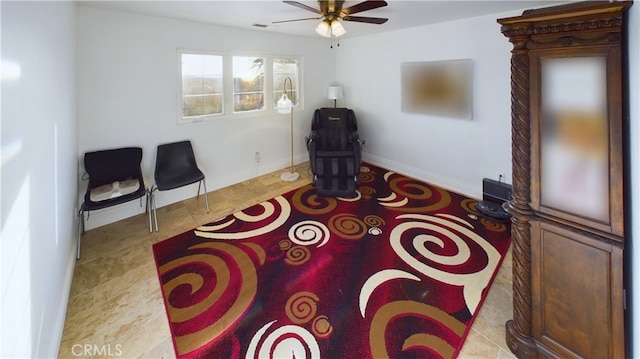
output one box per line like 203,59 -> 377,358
532,221 -> 623,358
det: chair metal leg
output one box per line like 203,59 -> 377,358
202,180 -> 210,213
146,191 -> 153,233
152,189 -> 159,232
76,206 -> 84,260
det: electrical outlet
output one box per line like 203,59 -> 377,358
255,151 -> 261,163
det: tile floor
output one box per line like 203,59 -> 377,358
59,164 -> 515,359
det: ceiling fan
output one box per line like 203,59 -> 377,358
273,0 -> 388,38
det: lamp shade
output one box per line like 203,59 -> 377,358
331,20 -> 346,37
315,20 -> 331,38
277,93 -> 292,114
328,86 -> 344,100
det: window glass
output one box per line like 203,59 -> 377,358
181,54 -> 223,120
540,56 -> 609,221
273,58 -> 299,107
233,56 -> 265,112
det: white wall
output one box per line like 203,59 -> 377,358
627,3 -> 639,357
336,13 -> 514,198
77,6 -> 336,229
1,1 -> 77,357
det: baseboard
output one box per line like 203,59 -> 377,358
83,153 -> 480,230
83,153 -> 309,230
362,153 -> 482,200
50,243 -> 76,357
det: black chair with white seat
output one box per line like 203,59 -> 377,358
150,140 -> 209,231
77,147 -> 151,259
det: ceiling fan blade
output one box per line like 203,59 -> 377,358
272,17 -> 322,24
341,1 -> 387,16
283,1 -> 322,15
342,15 -> 388,24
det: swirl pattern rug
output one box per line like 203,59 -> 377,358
152,163 -> 511,358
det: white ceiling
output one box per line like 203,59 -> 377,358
79,0 -> 569,38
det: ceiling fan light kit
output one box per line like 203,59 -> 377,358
330,20 -> 346,37
315,20 -> 332,37
315,19 -> 346,38
276,0 -> 388,41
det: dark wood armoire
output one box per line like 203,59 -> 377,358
497,1 -> 632,358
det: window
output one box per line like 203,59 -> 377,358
273,58 -> 300,108
233,56 -> 265,112
179,50 -> 302,123
181,53 -> 223,121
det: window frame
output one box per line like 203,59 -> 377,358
177,49 -> 304,124
179,50 -> 225,123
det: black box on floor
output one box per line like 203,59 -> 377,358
477,178 -> 512,222
482,178 -> 512,204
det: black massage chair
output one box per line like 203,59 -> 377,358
306,107 -> 362,197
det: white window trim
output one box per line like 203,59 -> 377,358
177,49 -> 304,125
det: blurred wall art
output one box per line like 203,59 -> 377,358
401,59 -> 473,119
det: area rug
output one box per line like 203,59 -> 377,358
152,163 -> 511,359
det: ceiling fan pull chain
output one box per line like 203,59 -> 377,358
330,27 -> 334,48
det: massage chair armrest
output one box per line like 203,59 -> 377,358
307,131 -> 319,174
349,131 -> 362,172
349,131 -> 361,147
306,130 -> 319,151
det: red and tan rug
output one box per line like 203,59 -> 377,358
153,163 -> 511,358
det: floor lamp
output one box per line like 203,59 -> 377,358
277,77 -> 299,182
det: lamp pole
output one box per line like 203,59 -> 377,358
289,103 -> 294,174
278,77 -> 299,181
